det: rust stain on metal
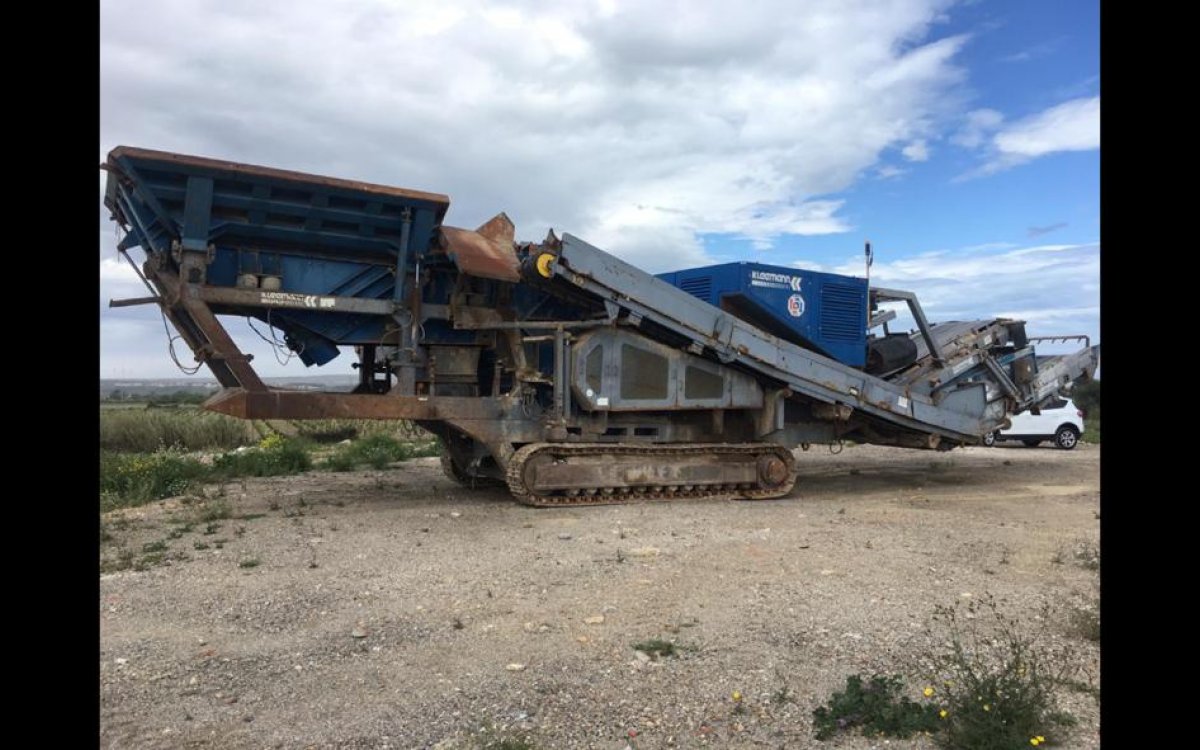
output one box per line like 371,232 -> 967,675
205,388 -> 507,421
438,213 -> 520,282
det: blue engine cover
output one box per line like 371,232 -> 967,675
657,262 -> 868,367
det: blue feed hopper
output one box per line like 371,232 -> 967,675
104,147 -> 450,366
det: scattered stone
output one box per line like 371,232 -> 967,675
351,627 -> 368,639
557,533 -> 573,540
629,547 -> 660,558
450,512 -> 462,519
634,650 -> 651,663
584,615 -> 605,625
505,663 -> 526,672
115,658 -> 128,666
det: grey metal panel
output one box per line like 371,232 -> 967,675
569,329 -> 763,411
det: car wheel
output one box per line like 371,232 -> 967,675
1054,426 -> 1079,450
982,432 -> 997,447
1022,440 -> 1041,447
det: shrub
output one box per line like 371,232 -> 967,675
319,434 -> 439,471
926,595 -> 1088,750
812,674 -> 940,740
212,436 -> 311,478
1066,593 -> 1100,643
349,434 -> 407,469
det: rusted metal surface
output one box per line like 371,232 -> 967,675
106,146 -> 450,208
438,213 -> 520,282
204,389 -> 511,421
148,261 -> 267,392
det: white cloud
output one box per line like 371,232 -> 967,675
876,165 -> 907,179
997,37 -> 1063,64
98,0 -> 980,376
958,97 -> 1099,178
101,1 -> 968,255
993,96 -> 1099,158
901,139 -> 930,162
825,241 -> 1100,343
950,108 -> 1003,148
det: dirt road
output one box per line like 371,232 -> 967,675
100,443 -> 1100,749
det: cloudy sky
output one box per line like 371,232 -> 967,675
99,0 -> 1099,379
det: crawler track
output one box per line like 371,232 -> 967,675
505,442 -> 796,507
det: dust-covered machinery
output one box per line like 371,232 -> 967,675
102,147 -> 1099,505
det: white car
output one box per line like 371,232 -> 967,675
983,397 -> 1085,450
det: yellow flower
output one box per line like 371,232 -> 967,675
939,709 -> 948,719
923,686 -> 935,697
983,704 -> 991,712
732,691 -> 742,702
1031,740 -> 1040,747
1037,737 -> 1045,743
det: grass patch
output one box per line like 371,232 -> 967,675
135,552 -> 166,570
100,407 -> 255,452
100,450 -> 210,511
101,548 -> 136,573
197,500 -> 232,523
101,434 -> 313,511
211,434 -> 311,478
293,419 -> 433,444
319,434 -> 440,471
238,558 -> 261,569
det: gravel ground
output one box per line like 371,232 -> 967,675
100,443 -> 1100,749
